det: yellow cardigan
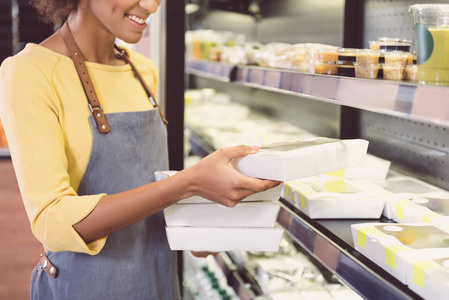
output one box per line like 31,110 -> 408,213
0,43 -> 158,255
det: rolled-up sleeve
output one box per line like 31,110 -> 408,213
0,56 -> 107,255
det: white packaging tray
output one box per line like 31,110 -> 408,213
283,175 -> 388,219
382,176 -> 449,221
233,138 -> 369,181
164,201 -> 280,227
401,249 -> 449,300
351,223 -> 449,284
166,226 -> 284,252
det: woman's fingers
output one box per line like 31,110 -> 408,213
179,144 -> 281,207
190,251 -> 219,258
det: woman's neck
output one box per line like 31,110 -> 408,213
40,10 -> 126,66
66,13 -> 124,65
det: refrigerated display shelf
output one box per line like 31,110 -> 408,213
215,253 -> 258,300
278,200 -> 423,300
186,60 -> 449,126
185,60 -> 236,82
187,129 -> 423,300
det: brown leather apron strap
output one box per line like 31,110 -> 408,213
39,252 -> 58,279
114,46 -> 168,125
59,22 -> 110,134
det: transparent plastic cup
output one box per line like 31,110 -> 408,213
409,4 -> 449,86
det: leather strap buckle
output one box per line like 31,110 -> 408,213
60,22 -> 111,134
39,252 -> 58,279
88,103 -> 103,114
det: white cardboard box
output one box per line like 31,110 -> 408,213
351,223 -> 449,284
233,138 -> 369,181
154,170 -> 283,203
165,226 -> 284,252
325,154 -> 391,182
164,201 -> 280,227
381,176 -> 449,222
401,249 -> 449,300
283,175 -> 388,219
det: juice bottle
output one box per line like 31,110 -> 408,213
409,4 -> 449,86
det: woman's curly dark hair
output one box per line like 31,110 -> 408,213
30,0 -> 80,24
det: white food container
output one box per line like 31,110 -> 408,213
351,223 -> 449,284
399,249 -> 449,300
233,138 -> 369,181
164,201 -> 280,227
166,226 -> 284,252
283,175 -> 388,219
381,176 -> 449,222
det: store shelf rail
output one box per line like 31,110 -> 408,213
186,60 -> 449,127
277,200 -> 423,300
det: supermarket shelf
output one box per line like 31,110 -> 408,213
215,253 -> 258,300
187,130 -> 423,300
277,200 -> 423,300
186,60 -> 449,126
185,60 -> 236,82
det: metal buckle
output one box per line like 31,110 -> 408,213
88,103 -> 103,114
149,96 -> 157,107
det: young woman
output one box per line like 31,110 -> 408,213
0,0 -> 279,299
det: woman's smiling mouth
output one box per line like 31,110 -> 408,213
126,14 -> 146,25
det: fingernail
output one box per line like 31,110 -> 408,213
250,145 -> 260,151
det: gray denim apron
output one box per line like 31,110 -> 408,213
30,108 -> 180,299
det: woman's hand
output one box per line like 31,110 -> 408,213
190,251 -> 219,258
177,145 -> 281,207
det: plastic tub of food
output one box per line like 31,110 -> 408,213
313,61 -> 338,75
405,64 -> 418,81
369,40 -> 380,51
378,64 -> 384,79
354,63 -> 380,79
378,37 -> 412,52
337,48 -> 357,63
313,49 -> 338,63
383,64 -> 406,80
384,51 -> 410,66
356,49 -> 380,64
379,52 -> 385,64
407,53 -> 414,65
337,61 -> 355,77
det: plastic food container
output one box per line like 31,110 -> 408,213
337,61 -> 355,77
378,37 -> 412,52
313,49 -> 338,62
383,64 -> 406,80
384,51 -> 410,66
354,63 -> 380,79
405,64 -> 419,81
379,52 -> 385,64
313,61 -> 338,75
369,40 -> 380,51
356,49 -> 380,64
337,48 -> 357,63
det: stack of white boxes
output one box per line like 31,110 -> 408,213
155,170 -> 284,252
158,137 -> 369,252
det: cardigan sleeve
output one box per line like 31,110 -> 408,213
0,55 -> 107,255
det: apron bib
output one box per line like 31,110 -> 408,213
30,109 -> 180,299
